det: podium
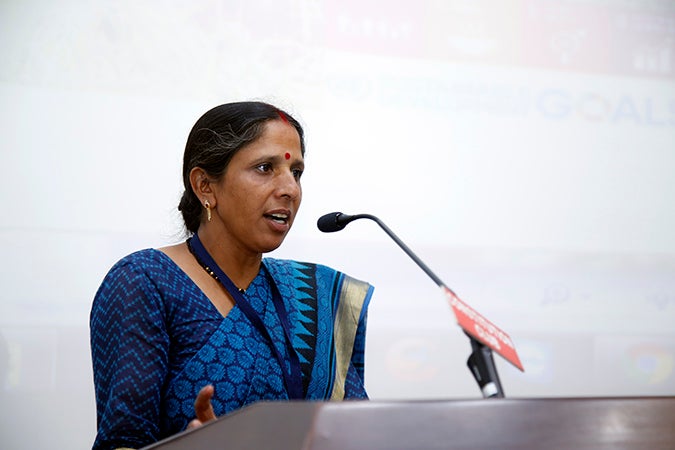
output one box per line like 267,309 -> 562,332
143,397 -> 675,449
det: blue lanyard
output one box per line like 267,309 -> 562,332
188,234 -> 304,399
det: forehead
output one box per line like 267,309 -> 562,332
262,119 -> 301,143
240,120 -> 303,156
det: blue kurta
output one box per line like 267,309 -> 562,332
90,249 -> 373,450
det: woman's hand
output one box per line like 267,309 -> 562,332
187,384 -> 217,429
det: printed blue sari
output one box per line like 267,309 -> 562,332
90,249 -> 373,450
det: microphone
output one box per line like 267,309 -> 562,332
316,212 -> 357,232
316,211 -> 511,398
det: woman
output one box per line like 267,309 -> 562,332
90,101 -> 374,449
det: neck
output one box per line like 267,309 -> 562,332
195,227 -> 262,290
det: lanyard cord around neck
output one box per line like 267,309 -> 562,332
188,234 -> 304,399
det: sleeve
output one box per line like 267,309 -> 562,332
90,259 -> 170,450
350,307 -> 368,382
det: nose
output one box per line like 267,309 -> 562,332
276,169 -> 301,200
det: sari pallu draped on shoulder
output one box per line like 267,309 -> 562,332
159,258 -> 374,435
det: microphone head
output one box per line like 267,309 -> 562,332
317,212 -> 348,232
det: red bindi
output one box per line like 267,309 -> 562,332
284,152 -> 291,160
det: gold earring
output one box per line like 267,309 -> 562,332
204,200 -> 212,222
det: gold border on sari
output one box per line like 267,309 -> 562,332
330,276 -> 370,400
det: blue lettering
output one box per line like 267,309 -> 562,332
480,86 -> 530,116
612,96 -> 642,124
538,89 -> 571,119
577,94 -> 609,122
644,98 -> 667,126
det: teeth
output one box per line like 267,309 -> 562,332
270,213 -> 288,219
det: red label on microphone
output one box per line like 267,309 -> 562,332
442,286 -> 524,372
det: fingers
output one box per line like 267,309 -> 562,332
193,384 -> 217,424
187,418 -> 203,430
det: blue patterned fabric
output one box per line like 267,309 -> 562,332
90,249 -> 372,450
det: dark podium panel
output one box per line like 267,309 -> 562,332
144,397 -> 675,450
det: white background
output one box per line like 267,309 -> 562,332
1,1 -> 674,448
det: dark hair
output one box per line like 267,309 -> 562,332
178,101 -> 305,233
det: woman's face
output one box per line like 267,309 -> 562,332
211,119 -> 304,255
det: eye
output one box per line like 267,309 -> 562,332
255,162 -> 272,173
292,168 -> 303,180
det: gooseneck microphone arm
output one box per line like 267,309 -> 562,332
319,212 -> 447,288
317,211 -> 505,399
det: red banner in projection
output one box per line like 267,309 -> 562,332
442,286 -> 524,372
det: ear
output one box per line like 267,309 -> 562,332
189,167 -> 216,207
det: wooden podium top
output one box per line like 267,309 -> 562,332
144,397 -> 675,450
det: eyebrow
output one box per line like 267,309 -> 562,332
251,153 -> 304,167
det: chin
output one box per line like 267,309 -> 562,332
259,239 -> 285,254
256,228 -> 292,254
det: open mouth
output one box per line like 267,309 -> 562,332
265,212 -> 289,224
